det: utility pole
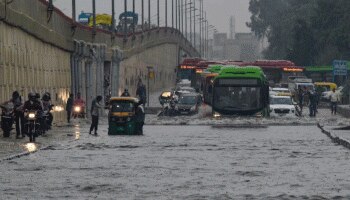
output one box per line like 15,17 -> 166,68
175,0 -> 178,30
72,0 -> 76,22
92,0 -> 96,37
185,0 -> 187,39
148,0 -> 151,30
193,0 -> 196,49
111,0 -> 115,33
133,0 -> 135,34
172,0 -> 174,29
157,0 -> 159,28
142,0 -> 144,30
165,0 -> 168,28
181,0 -> 184,35
199,0 -> 202,56
124,0 -> 127,40
189,0 -> 192,44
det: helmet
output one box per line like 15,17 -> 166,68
12,91 -> 19,99
138,98 -> 144,105
96,95 -> 103,102
42,92 -> 51,101
28,92 -> 36,101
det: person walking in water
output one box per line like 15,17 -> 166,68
89,95 -> 104,135
329,88 -> 339,115
66,93 -> 73,123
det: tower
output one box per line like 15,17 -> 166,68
229,16 -> 235,40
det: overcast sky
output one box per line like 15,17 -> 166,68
53,0 -> 251,34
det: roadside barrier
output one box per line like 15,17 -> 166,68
317,123 -> 350,150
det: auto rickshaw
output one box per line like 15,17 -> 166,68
108,97 -> 143,135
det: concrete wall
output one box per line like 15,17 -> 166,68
0,0 -> 199,122
0,21 -> 71,121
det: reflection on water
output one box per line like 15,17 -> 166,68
75,131 -> 80,140
75,124 -> 80,140
24,143 -> 37,152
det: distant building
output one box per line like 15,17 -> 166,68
209,32 -> 262,61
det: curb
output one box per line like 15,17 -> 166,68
317,123 -> 350,150
0,144 -> 49,162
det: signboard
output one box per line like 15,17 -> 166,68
333,60 -> 348,76
218,79 -> 258,86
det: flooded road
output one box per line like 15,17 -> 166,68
0,125 -> 349,199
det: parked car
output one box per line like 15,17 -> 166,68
175,93 -> 200,115
269,95 -> 296,117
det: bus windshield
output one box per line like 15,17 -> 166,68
213,86 -> 262,111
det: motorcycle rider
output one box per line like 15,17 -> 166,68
11,91 -> 25,138
121,89 -> 130,97
42,92 -> 54,129
73,92 -> 86,118
22,92 -> 43,139
0,98 -> 15,137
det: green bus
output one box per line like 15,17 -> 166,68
201,65 -> 224,105
212,66 -> 270,116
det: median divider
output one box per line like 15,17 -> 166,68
317,123 -> 350,150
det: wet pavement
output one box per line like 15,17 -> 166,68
0,125 -> 350,199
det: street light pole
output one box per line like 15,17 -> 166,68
175,0 -> 178,30
185,0 -> 187,39
165,0 -> 168,28
157,0 -> 160,28
172,0 -> 174,29
133,0 -> 135,34
181,0 -> 184,35
142,0 -> 144,30
148,0 -> 151,30
193,0 -> 196,49
189,0 -> 192,44
124,0 -> 127,40
72,0 -> 76,22
111,0 -> 115,32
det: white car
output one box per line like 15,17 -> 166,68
269,95 -> 296,117
270,87 -> 292,97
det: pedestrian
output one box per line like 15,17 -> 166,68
66,93 -> 74,123
121,89 -> 130,97
308,90 -> 317,117
136,80 -> 147,105
134,99 -> 145,135
329,88 -> 339,115
298,87 -> 304,112
89,95 -> 104,135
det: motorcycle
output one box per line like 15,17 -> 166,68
159,98 -> 178,116
24,110 -> 40,142
0,103 -> 14,137
42,104 -> 54,131
72,105 -> 85,118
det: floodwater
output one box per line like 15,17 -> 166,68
0,125 -> 349,199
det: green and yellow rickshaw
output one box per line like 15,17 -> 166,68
108,97 -> 143,135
